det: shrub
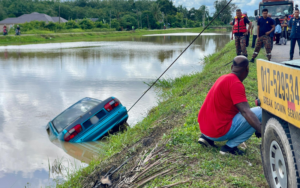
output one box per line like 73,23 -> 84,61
56,23 -> 64,30
187,20 -> 195,28
156,21 -> 164,29
111,19 -> 120,30
45,22 -> 57,31
79,19 -> 95,29
65,20 -> 80,29
95,21 -> 104,28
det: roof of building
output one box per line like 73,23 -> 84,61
88,18 -> 99,22
0,12 -> 68,24
0,17 -> 19,24
52,17 -> 68,23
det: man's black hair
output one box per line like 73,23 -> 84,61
236,9 -> 241,12
233,56 -> 249,68
262,9 -> 268,13
295,8 -> 299,12
285,14 -> 289,18
275,18 -> 280,25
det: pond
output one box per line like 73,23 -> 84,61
0,32 -> 230,187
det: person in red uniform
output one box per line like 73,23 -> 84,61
243,11 -> 251,47
231,9 -> 251,57
198,56 -> 262,155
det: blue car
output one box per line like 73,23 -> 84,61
46,97 -> 128,143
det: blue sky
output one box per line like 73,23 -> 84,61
172,0 -> 300,17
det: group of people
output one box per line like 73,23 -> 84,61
230,8 -> 300,62
197,8 -> 300,156
2,25 -> 21,35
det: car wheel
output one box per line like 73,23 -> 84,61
118,121 -> 129,132
110,122 -> 129,134
261,118 -> 298,188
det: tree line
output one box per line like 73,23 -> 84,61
0,0 -> 238,31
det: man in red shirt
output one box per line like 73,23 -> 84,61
198,56 -> 262,155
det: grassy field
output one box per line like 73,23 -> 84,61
57,38 -> 269,188
0,27 -> 227,46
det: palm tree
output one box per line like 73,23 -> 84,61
151,3 -> 161,21
198,5 -> 209,27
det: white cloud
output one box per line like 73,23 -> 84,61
247,0 -> 258,6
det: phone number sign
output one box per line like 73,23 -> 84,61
257,59 -> 300,128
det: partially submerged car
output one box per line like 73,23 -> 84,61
46,97 -> 128,142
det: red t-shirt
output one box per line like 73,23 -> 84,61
198,73 -> 248,138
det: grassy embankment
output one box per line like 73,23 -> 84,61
0,27 -> 226,46
58,38 -> 269,188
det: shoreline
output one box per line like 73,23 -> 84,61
58,38 -> 269,188
0,28 -> 228,46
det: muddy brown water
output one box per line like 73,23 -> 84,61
0,33 -> 230,187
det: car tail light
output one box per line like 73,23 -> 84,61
64,124 -> 82,142
104,98 -> 120,112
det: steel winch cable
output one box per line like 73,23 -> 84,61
128,0 -> 233,112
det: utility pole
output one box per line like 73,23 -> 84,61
140,13 -> 142,29
136,11 -> 139,29
147,14 -> 150,29
202,13 -> 205,27
59,5 -> 61,24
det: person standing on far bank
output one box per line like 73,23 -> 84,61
231,9 -> 251,57
289,8 -> 300,60
250,9 -> 275,63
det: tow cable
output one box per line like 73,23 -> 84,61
127,0 -> 233,113
92,1 -> 234,187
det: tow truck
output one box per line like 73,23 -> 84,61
254,0 -> 294,19
254,0 -> 296,39
256,59 -> 300,187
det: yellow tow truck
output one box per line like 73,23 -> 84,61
256,59 -> 300,187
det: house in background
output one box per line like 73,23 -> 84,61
88,18 -> 99,22
75,18 -> 99,23
0,12 -> 67,31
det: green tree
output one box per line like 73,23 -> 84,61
0,6 -> 6,21
121,15 -> 137,30
214,0 -> 238,24
196,5 -> 209,26
111,19 -> 120,30
151,3 -> 161,21
175,12 -> 183,27
0,0 -> 208,30
141,11 -> 156,29
156,0 -> 177,15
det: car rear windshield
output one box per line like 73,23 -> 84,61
52,98 -> 101,133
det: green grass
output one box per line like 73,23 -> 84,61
0,27 -> 228,46
22,29 -> 55,34
58,38 -> 269,188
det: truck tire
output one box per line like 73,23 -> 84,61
262,118 -> 298,188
